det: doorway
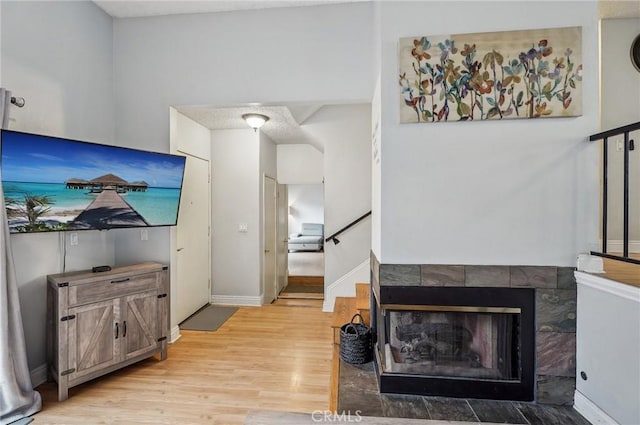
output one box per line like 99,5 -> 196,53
280,183 -> 324,300
176,153 -> 211,323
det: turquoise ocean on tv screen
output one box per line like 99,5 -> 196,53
3,182 -> 181,226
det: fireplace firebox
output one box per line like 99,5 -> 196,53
372,286 -> 535,401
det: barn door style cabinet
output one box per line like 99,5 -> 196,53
47,262 -> 169,401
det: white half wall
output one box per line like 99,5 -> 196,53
575,272 -> 640,425
378,1 -> 600,266
277,144 -> 324,184
323,258 -> 370,312
288,184 -> 324,235
1,1 -> 115,371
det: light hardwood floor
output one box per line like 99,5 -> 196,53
33,304 -> 333,425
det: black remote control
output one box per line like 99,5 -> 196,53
92,265 -> 112,273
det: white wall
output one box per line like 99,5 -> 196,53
1,1 -> 115,371
111,2 -> 373,275
601,19 -> 640,243
113,3 -> 374,152
377,1 -> 600,266
575,273 -> 640,425
210,129 -> 261,301
288,184 -> 324,235
277,144 -> 324,184
305,104 -> 372,287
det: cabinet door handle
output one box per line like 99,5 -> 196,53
123,321 -> 127,337
115,322 -> 119,339
111,278 -> 130,284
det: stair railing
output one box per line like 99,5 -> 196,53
325,211 -> 372,245
589,121 -> 640,265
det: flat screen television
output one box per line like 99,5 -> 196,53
1,130 -> 187,233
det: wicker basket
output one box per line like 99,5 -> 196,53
339,313 -> 372,364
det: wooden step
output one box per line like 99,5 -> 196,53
287,276 -> 324,286
277,291 -> 324,300
331,297 -> 357,344
355,282 -> 371,326
273,298 -> 323,308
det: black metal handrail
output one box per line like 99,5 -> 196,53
589,121 -> 640,265
325,211 -> 372,245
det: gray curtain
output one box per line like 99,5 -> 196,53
0,88 -> 42,424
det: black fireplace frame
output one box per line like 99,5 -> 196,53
372,286 -> 535,401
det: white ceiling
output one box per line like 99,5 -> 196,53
175,104 -> 326,151
93,0 -> 365,19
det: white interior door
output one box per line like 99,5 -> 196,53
276,184 -> 288,294
176,154 -> 211,323
263,176 -> 277,304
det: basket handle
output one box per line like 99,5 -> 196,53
344,323 -> 360,336
350,313 -> 366,325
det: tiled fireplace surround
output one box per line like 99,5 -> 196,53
370,252 -> 577,405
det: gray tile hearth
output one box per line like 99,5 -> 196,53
467,399 -> 528,424
338,359 -> 589,424
380,394 -> 430,419
423,397 -> 478,422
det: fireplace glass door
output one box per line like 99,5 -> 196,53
380,308 -> 521,382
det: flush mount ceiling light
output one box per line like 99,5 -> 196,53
242,113 -> 269,131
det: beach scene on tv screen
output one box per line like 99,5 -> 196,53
1,131 -> 186,233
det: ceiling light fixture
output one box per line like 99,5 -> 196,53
242,113 -> 269,131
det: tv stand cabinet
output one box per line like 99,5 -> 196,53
47,262 -> 169,401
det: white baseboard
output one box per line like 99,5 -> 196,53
574,390 -> 620,425
30,363 -> 48,388
602,240 -> 640,253
170,325 -> 181,343
211,294 -> 262,307
323,258 -> 370,312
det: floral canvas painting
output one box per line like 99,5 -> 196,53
399,26 -> 582,123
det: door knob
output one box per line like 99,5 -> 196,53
177,248 -> 184,252
264,249 -> 270,253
